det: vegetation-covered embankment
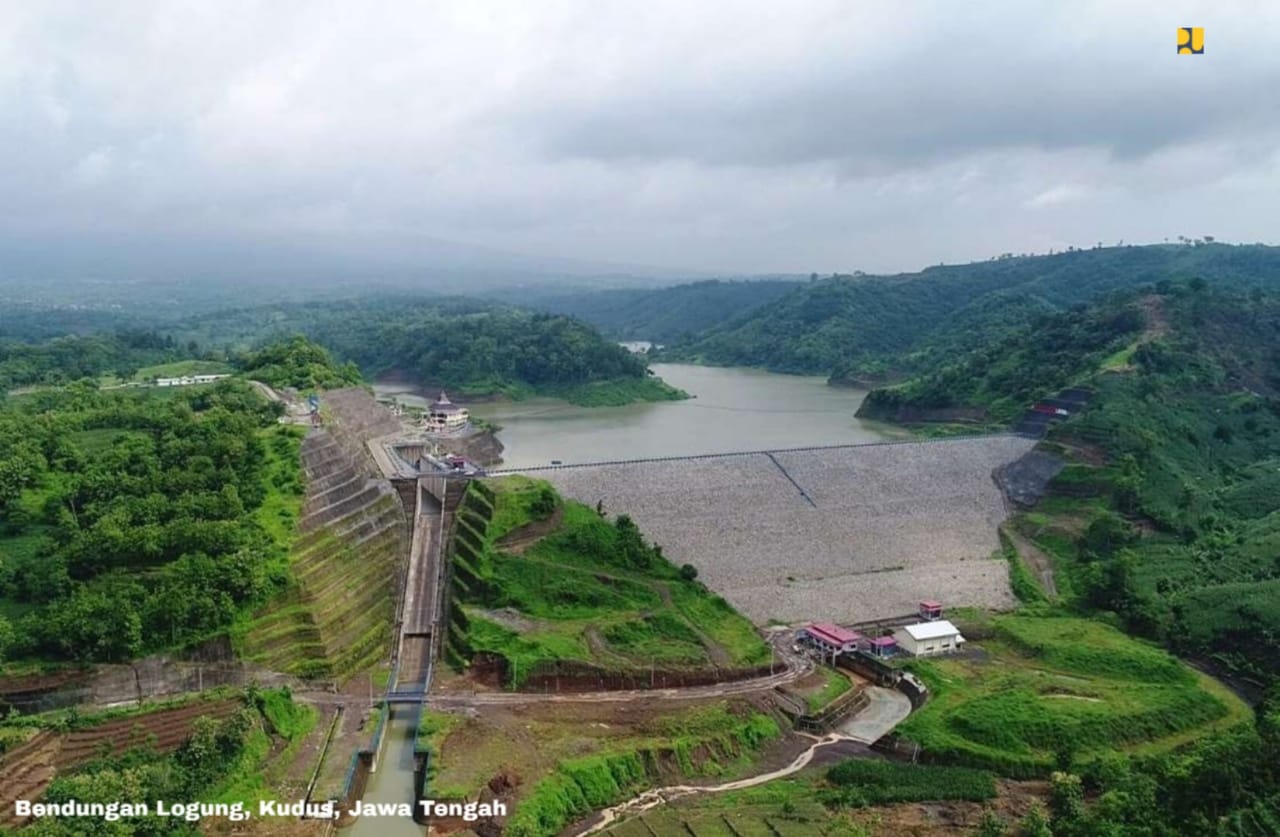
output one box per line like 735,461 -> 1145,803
895,614 -> 1246,778
237,389 -> 409,679
443,476 -> 772,689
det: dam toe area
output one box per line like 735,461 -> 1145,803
533,436 -> 1035,624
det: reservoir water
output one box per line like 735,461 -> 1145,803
375,363 -> 904,469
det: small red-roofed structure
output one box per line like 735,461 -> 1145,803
918,599 -> 943,621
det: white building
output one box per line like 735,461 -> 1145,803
894,620 -> 965,657
155,374 -> 229,387
424,392 -> 469,433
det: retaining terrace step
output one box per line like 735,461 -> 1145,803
292,497 -> 403,551
293,519 -> 404,579
302,473 -> 369,516
305,462 -> 363,496
299,483 -> 390,533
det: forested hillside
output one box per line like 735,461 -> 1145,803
863,282 -> 1280,683
175,297 -> 685,405
663,243 -> 1280,380
0,331 -> 192,393
845,281 -> 1280,833
234,335 -> 363,391
0,380 -> 302,664
527,278 -> 800,343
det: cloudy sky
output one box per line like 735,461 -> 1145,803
2,1 -> 1277,279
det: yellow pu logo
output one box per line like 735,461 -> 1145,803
1178,27 -> 1204,54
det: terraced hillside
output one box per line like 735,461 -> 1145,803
239,389 -> 409,679
0,697 -> 241,829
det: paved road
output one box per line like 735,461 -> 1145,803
838,686 -> 913,743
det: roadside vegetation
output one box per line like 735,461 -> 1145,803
602,759 -> 1007,837
444,476 -> 771,688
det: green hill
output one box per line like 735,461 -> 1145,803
858,281 -> 1280,683
177,297 -> 686,406
662,243 -> 1280,381
443,477 -> 771,688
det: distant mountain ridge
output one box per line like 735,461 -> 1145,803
659,243 -> 1280,380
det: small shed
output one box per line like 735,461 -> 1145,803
867,635 -> 897,659
895,620 -> 965,657
918,599 -> 943,621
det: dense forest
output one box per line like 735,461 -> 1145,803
234,335 -> 363,391
1,295 -> 686,406
0,376 -> 305,664
660,243 -> 1280,380
0,331 -> 193,393
172,297 -> 685,405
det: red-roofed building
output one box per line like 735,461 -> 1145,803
918,600 -> 943,621
798,623 -> 863,656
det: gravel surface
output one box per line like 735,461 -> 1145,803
526,436 -> 1034,624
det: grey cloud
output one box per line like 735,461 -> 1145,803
1,1 -> 1278,277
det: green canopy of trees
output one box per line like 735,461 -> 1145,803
0,381 -> 298,663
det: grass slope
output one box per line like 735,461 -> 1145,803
895,614 -> 1248,777
448,476 -> 771,687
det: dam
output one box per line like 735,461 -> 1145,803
514,435 -> 1036,624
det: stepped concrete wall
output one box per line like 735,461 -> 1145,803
243,391 -> 411,678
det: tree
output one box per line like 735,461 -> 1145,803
1019,805 -> 1053,837
1080,512 -> 1134,560
975,809 -> 1007,837
679,563 -> 699,582
530,486 -> 557,520
1049,771 -> 1086,832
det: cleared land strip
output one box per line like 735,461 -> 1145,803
428,662 -> 807,706
525,435 -> 1035,624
